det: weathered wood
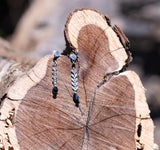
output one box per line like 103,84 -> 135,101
0,38 -> 36,99
0,38 -> 37,149
0,8 -> 154,150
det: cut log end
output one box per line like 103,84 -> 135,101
0,8 -> 154,150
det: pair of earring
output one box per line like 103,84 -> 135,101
52,51 -> 79,107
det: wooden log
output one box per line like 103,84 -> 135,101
0,38 -> 36,100
11,0 -> 60,53
0,9 -> 154,150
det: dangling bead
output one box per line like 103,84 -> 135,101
73,93 -> 79,107
52,86 -> 58,99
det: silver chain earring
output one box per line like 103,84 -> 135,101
70,53 -> 79,107
52,50 -> 60,99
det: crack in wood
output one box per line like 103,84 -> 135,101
0,94 -> 7,106
136,115 -> 144,150
137,123 -> 142,137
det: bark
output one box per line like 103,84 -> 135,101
0,9 -> 154,150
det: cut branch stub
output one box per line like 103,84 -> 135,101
2,8 -> 153,150
64,8 -> 129,74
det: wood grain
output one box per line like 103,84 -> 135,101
0,8 -> 154,150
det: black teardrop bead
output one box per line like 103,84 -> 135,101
73,93 -> 79,107
52,86 -> 58,99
